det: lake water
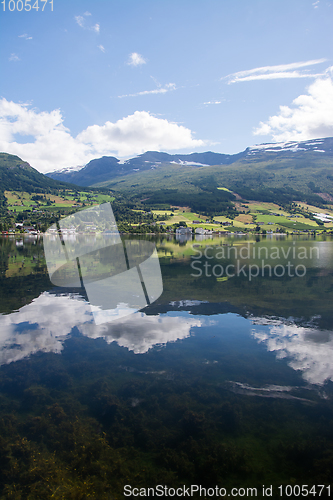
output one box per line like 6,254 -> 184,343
0,234 -> 333,498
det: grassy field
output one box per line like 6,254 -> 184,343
252,213 -> 316,226
297,202 -> 333,216
229,201 -> 325,231
234,214 -> 254,224
278,220 -> 321,230
180,212 -> 207,221
5,190 -> 115,213
150,204 -> 325,233
153,211 -> 208,226
211,216 -> 233,223
246,202 -> 286,213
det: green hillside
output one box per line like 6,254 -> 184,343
0,153 -> 116,231
94,155 -> 333,213
0,153 -> 73,193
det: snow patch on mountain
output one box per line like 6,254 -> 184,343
170,160 -> 209,166
248,138 -> 328,155
49,164 -> 85,175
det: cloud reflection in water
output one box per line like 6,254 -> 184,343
0,293 -> 89,365
1,292 -> 333,386
0,292 -> 202,364
250,316 -> 333,385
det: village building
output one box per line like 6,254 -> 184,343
176,227 -> 192,235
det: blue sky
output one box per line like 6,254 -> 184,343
0,0 -> 332,172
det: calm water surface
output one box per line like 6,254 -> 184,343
0,234 -> 332,498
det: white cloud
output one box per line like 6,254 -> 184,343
119,82 -> 176,98
312,0 -> 320,7
0,98 -> 90,172
0,98 -> 205,172
98,44 -> 105,52
9,53 -> 20,62
254,68 -> 333,142
203,101 -> 221,105
127,52 -> 146,66
77,110 -> 205,158
75,12 -> 100,33
18,33 -> 33,40
74,15 -> 85,28
225,59 -> 327,84
232,71 -> 324,83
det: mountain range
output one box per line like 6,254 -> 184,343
46,137 -> 333,190
1,137 -> 333,213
